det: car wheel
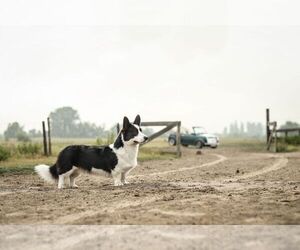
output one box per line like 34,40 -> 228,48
168,138 -> 176,146
211,145 -> 218,149
182,144 -> 188,147
195,141 -> 203,149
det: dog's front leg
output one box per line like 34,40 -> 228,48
112,171 -> 123,186
121,172 -> 130,185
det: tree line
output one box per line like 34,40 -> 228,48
222,121 -> 264,138
222,120 -> 300,138
2,106 -> 154,141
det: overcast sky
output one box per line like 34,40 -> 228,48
0,0 -> 299,133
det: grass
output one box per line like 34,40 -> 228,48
0,138 -> 176,175
219,137 -> 266,152
139,147 -> 177,162
0,165 -> 35,175
0,156 -> 57,176
220,136 -> 300,153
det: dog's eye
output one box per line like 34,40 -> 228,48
139,128 -> 142,132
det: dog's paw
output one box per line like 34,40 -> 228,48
71,184 -> 79,189
114,182 -> 124,187
123,180 -> 130,185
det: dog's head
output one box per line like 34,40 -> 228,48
121,115 -> 148,145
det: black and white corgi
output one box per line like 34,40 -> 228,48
35,115 -> 148,189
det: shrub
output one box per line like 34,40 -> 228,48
285,136 -> 300,145
17,133 -> 31,142
276,144 -> 289,153
17,143 -> 41,156
0,145 -> 11,161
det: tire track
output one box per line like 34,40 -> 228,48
171,156 -> 289,190
149,209 -> 206,218
227,156 -> 288,182
130,154 -> 227,178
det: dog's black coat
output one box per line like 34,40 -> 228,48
49,145 -> 118,178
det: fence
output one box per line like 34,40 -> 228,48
266,108 -> 300,152
117,121 -> 182,157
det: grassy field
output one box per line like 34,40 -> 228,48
220,136 -> 300,152
0,138 -> 176,175
219,137 -> 266,152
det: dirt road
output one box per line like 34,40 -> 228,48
0,147 -> 299,224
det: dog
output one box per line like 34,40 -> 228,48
35,115 -> 148,189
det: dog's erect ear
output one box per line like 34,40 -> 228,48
133,115 -> 141,126
123,116 -> 130,130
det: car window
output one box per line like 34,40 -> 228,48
193,127 -> 207,134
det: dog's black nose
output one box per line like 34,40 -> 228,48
144,136 -> 149,141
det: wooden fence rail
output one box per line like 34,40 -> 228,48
117,121 -> 182,157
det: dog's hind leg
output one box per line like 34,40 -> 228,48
70,168 -> 80,188
57,167 -> 76,189
64,176 -> 70,187
58,175 -> 65,189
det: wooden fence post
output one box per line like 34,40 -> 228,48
116,123 -> 120,134
47,117 -> 52,156
266,108 -> 270,144
42,121 -> 48,156
274,128 -> 278,153
176,122 -> 181,157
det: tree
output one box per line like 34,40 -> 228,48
229,121 -> 240,136
4,122 -> 27,140
28,129 -> 42,138
246,122 -> 264,137
240,122 -> 245,135
76,122 -> 106,138
222,127 -> 228,136
280,121 -> 300,129
49,107 -> 80,137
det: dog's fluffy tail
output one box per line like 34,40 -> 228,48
35,164 -> 58,183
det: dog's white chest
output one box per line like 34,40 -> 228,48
112,144 -> 139,170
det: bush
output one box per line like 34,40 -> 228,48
17,143 -> 41,156
285,136 -> 300,145
0,145 -> 11,161
276,144 -> 289,152
17,133 -> 31,142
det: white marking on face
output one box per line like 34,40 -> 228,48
131,124 -> 147,144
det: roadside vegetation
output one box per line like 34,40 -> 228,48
0,138 -> 176,175
276,135 -> 300,152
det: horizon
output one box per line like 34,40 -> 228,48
0,105 -> 293,136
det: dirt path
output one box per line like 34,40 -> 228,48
0,147 -> 299,224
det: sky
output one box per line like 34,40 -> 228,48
0,0 -> 299,133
